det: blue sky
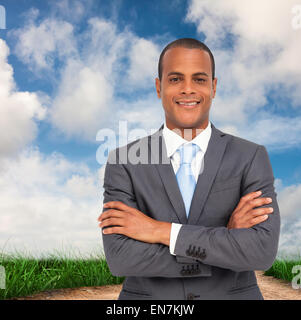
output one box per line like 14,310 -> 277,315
0,0 -> 301,258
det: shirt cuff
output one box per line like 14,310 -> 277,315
169,223 -> 182,255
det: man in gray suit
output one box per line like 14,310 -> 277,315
98,38 -> 280,300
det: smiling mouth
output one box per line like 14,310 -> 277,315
175,101 -> 200,108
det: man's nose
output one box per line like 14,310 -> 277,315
180,79 -> 196,94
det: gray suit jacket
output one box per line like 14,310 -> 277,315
101,123 -> 280,300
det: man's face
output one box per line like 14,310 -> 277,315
155,47 -> 217,131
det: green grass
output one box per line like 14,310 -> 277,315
1,248 -> 300,300
0,249 -> 125,300
264,258 -> 301,283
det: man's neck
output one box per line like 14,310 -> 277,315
164,120 -> 209,141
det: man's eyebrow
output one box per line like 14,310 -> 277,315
167,71 -> 209,77
192,72 -> 209,77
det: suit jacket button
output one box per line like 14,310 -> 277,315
187,293 -> 195,300
186,245 -> 192,256
198,249 -> 206,259
191,265 -> 198,274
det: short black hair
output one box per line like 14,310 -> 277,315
158,38 -> 215,81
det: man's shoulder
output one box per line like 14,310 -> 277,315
214,125 -> 264,155
226,131 -> 261,149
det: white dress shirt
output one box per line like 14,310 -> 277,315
162,121 -> 212,255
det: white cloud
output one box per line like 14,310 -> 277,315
275,181 -> 301,257
0,39 -> 46,158
48,18 -> 129,139
12,14 -> 77,71
11,14 -> 163,141
0,9 -> 165,257
277,183 -> 301,218
50,59 -> 113,140
186,0 -> 296,49
186,0 -> 301,149
0,148 -> 104,258
116,93 -> 164,131
238,115 -> 301,149
126,38 -> 160,88
51,0 -> 91,23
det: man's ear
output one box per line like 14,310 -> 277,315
155,78 -> 161,99
212,77 -> 217,99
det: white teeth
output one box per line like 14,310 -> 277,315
178,102 -> 198,106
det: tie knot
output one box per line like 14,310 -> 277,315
177,143 -> 200,164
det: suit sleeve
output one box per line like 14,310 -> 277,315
101,151 -> 205,278
173,145 -> 281,272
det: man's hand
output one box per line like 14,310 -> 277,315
227,190 -> 274,229
98,201 -> 171,246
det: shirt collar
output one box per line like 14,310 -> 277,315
162,120 -> 212,158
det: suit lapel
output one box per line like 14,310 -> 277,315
187,123 -> 230,225
149,125 -> 187,224
149,123 -> 230,225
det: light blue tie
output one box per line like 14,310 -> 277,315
176,143 -> 199,218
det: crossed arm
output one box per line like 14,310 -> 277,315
100,177 -> 190,278
99,145 -> 280,276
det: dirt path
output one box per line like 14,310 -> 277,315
255,271 -> 301,300
12,271 -> 301,300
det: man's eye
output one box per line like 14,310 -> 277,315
195,78 -> 206,83
169,77 -> 180,82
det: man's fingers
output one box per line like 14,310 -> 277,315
103,201 -> 130,210
99,217 -> 124,228
250,214 -> 269,226
250,207 -> 273,217
98,209 -> 125,221
102,226 -> 126,235
240,196 -> 272,214
235,190 -> 262,211
229,191 -> 274,229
